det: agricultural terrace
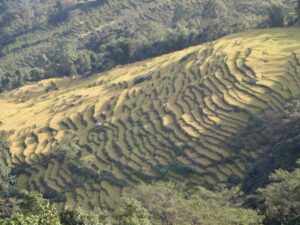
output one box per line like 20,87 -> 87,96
0,28 -> 299,210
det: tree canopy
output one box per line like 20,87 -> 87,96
0,0 -> 297,92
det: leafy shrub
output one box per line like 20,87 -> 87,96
125,182 -> 263,225
257,163 -> 300,225
0,191 -> 61,225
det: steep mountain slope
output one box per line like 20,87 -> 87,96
0,0 -> 297,92
0,28 -> 300,210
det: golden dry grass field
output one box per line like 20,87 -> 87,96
0,28 -> 300,210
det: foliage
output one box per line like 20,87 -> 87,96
117,198 -> 151,225
60,208 -> 112,225
53,130 -> 102,181
0,191 -> 61,225
54,130 -> 81,163
0,130 -> 11,188
125,182 -> 263,225
0,213 -> 40,225
1,178 -> 300,225
298,0 -> 300,23
257,162 -> 300,225
16,191 -> 61,225
284,97 -> 300,117
0,0 -> 297,92
268,4 -> 285,27
0,130 -> 14,219
226,109 -> 300,193
58,43 -> 79,76
76,50 -> 92,74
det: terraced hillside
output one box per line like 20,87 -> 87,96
0,28 -> 300,211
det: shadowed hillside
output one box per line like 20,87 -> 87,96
0,28 -> 300,210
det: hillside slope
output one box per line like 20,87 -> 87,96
0,0 -> 297,92
1,28 -> 300,210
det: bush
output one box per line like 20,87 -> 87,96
60,208 -> 111,225
297,0 -> 300,23
117,198 -> 151,225
2,191 -> 61,225
0,213 -> 40,225
257,164 -> 300,225
124,182 -> 263,225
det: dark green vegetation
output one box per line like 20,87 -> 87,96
257,166 -> 300,225
0,191 -> 61,225
0,0 -> 298,92
0,165 -> 299,225
226,108 -> 300,192
0,131 -> 14,219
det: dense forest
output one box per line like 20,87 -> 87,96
0,0 -> 298,92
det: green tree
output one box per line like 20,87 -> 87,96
268,4 -> 285,27
0,213 -> 40,225
0,192 -> 61,225
30,68 -> 45,82
125,182 -> 263,225
103,39 -> 130,65
117,198 -> 151,225
0,131 -> 11,187
59,43 -> 78,76
257,162 -> 300,225
0,131 -> 14,219
164,25 -> 190,51
54,130 -> 81,163
76,51 -> 92,74
297,0 -> 300,24
15,192 -> 61,225
60,208 -> 112,225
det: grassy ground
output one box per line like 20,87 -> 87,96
1,27 -> 300,210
